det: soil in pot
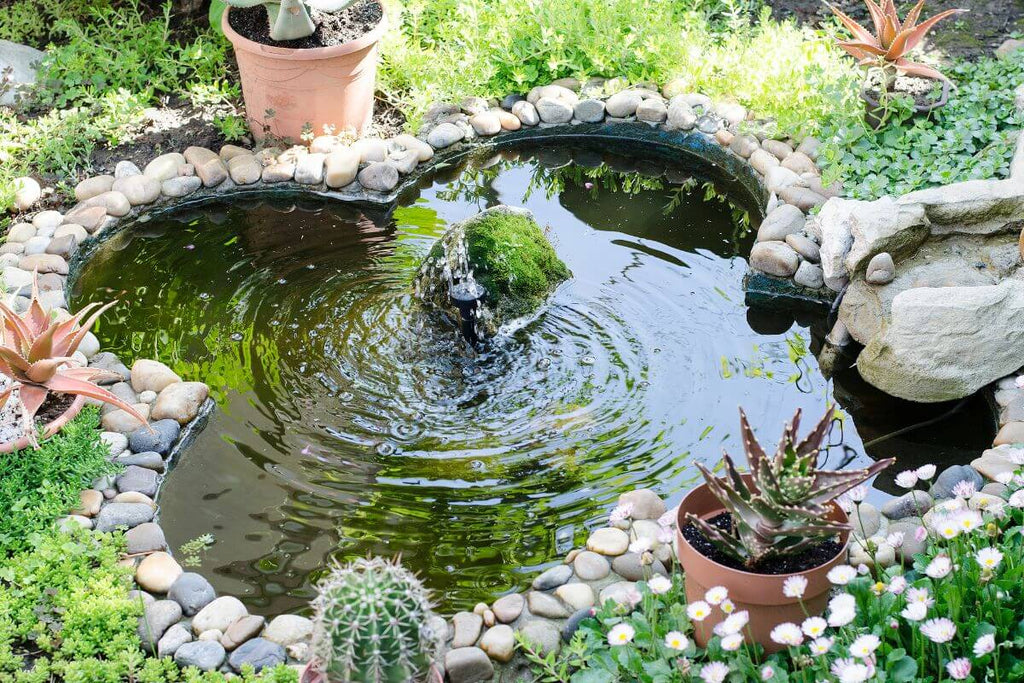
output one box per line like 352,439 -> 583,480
35,393 -> 77,424
681,512 -> 842,575
227,0 -> 383,49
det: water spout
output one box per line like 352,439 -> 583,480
450,279 -> 486,345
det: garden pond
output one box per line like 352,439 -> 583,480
70,142 -> 994,614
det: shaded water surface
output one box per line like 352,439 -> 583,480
73,146 -> 994,614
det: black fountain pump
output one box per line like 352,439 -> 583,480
449,279 -> 486,345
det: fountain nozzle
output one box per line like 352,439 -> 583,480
449,280 -> 486,345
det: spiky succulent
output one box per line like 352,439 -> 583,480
688,406 -> 894,568
224,0 -> 359,41
0,276 -> 149,448
310,556 -> 441,683
826,0 -> 966,83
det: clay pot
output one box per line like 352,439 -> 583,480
675,476 -> 850,654
860,79 -> 950,130
222,7 -> 386,143
0,394 -> 87,454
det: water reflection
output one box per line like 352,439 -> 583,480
72,146 -> 991,614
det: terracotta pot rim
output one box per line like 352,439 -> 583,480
675,480 -> 850,580
0,393 -> 87,454
222,5 -> 387,61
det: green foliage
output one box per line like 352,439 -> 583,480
1,0 -> 237,203
311,556 -> 439,682
0,406 -> 116,553
380,0 -> 860,135
0,527 -> 298,682
465,209 -> 571,321
214,114 -> 249,142
0,0 -> 110,46
820,55 -> 1024,199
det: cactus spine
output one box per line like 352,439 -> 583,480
310,556 -> 440,683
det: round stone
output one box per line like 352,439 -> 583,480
636,98 -> 667,123
749,241 -> 800,277
532,564 -> 573,590
125,522 -> 167,554
174,640 -> 226,671
192,596 -> 248,634
610,552 -> 668,581
263,614 -> 313,646
112,174 -> 161,206
135,552 -> 183,593
572,550 -> 610,580
426,122 -> 464,149
599,580 -> 638,607
138,599 -> 182,651
228,638 -> 286,673
518,620 -> 561,656
555,583 -> 595,611
480,624 -> 515,662
94,502 -> 154,532
157,623 -> 193,658
151,381 -> 209,424
526,591 -> 570,618
445,647 -> 494,683
168,572 -> 217,616
128,419 -> 181,456
452,611 -> 483,648
511,100 -> 539,126
586,527 -> 629,556
880,491 -> 934,520
357,162 -> 400,192
573,99 -> 606,123
605,91 -> 643,118
535,97 -> 573,124
13,177 -> 41,210
866,252 -> 896,285
470,111 -> 502,136
221,614 -> 266,651
757,206 -> 805,243
618,489 -> 666,520
491,593 -> 524,624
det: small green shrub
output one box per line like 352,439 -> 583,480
0,406 -> 117,553
0,0 -> 110,46
820,55 -> 1024,199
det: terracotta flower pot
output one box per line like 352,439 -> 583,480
0,394 -> 87,454
222,7 -> 386,143
675,476 -> 850,654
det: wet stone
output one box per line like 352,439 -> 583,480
881,491 -> 934,520
929,465 -> 984,500
611,552 -> 668,581
117,465 -> 159,497
586,527 -> 629,556
115,451 -> 165,472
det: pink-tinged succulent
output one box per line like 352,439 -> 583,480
826,0 -> 966,82
0,276 -> 149,446
687,406 -> 894,567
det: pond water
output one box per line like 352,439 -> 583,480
72,143 -> 994,615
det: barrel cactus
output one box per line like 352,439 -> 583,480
310,556 -> 441,683
223,0 -> 359,41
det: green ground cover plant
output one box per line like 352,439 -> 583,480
0,406 -> 117,553
820,54 -> 1024,199
0,526 -> 299,683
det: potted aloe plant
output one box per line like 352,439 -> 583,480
827,0 -> 965,128
675,406 -> 893,653
0,278 -> 149,453
216,0 -> 386,141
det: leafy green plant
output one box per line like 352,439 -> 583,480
0,0 -> 110,46
310,556 -> 440,682
0,406 -> 115,552
820,55 -> 1024,199
179,533 -> 216,567
688,406 -> 893,567
214,114 -> 248,142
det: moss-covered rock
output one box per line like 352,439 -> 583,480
416,206 -> 570,337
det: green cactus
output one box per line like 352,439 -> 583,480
223,0 -> 359,41
310,557 -> 441,683
688,406 -> 894,568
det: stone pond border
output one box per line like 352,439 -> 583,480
4,77 -> 1024,681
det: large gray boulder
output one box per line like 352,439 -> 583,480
0,40 -> 44,106
898,179 -> 1024,236
818,196 -> 927,289
858,277 -> 1024,402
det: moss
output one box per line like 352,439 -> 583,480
463,210 -> 570,322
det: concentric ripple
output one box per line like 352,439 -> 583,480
72,145 -> 993,614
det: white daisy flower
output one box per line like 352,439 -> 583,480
946,658 -> 971,681
783,575 -> 808,599
801,617 -> 827,638
704,586 -> 728,605
687,600 -> 711,622
609,503 -> 634,524
887,575 -> 907,595
895,470 -> 919,489
714,610 -> 749,636
607,623 -> 635,645
925,555 -> 952,579
831,658 -> 871,683
647,575 -> 672,595
976,547 -> 1004,570
973,633 -> 995,657
827,565 -> 858,586
721,633 -> 743,651
920,617 -> 956,643
849,634 -> 880,659
952,480 -> 977,499
700,661 -> 729,683
809,636 -> 834,655
663,630 -> 688,651
769,622 -> 803,647
916,464 -> 936,480
906,586 -> 934,606
901,602 -> 927,622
